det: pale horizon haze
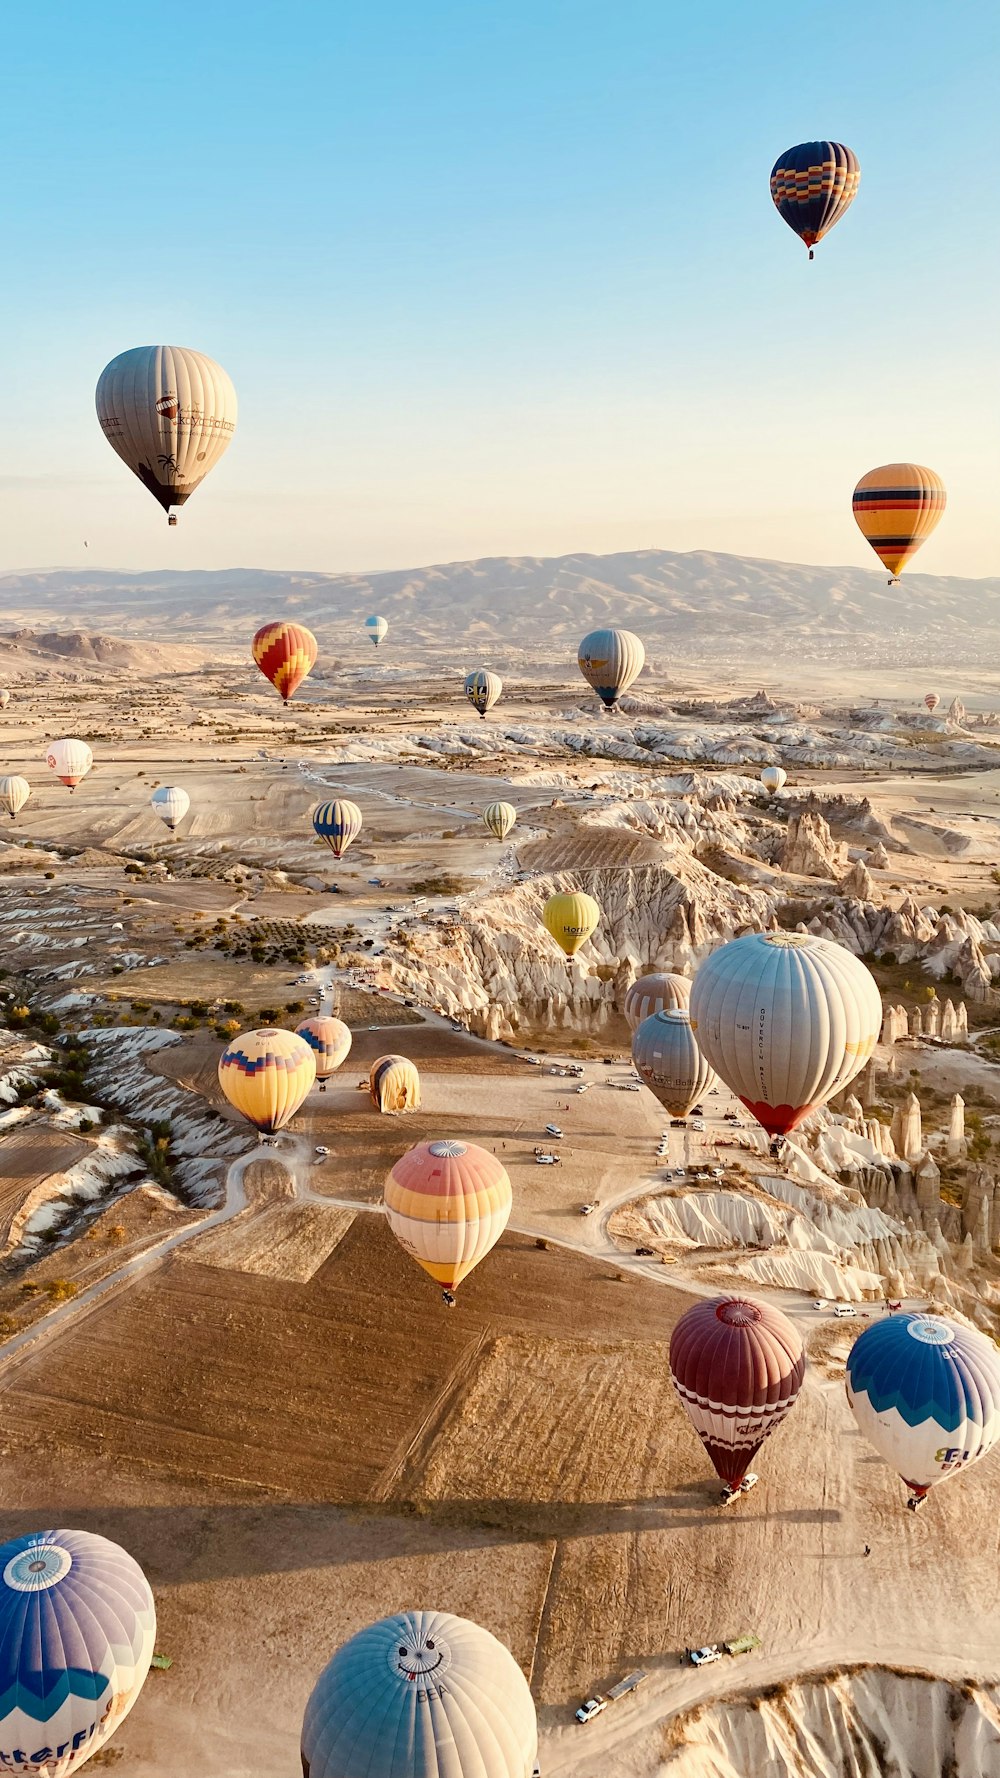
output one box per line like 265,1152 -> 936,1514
1,1 -> 997,581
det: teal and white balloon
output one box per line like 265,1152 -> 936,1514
151,785 -> 190,831
483,801 -> 517,841
578,628 -> 645,708
0,1528 -> 155,1774
632,1008 -> 716,1117
302,1610 -> 538,1778
365,615 -> 389,648
465,669 -> 502,719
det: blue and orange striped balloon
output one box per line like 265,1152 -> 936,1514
251,621 -> 317,702
770,141 -> 860,259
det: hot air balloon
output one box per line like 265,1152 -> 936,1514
301,1610 -> 537,1778
852,464 -> 947,583
846,1312 -> 1000,1509
46,738 -> 93,791
623,970 -> 691,1031
769,141 -> 860,259
150,785 -> 190,831
313,799 -> 363,859
95,344 -> 237,526
632,1009 -> 716,1118
384,1139 -> 512,1304
0,1528 -> 156,1775
370,1054 -> 421,1114
218,1027 -> 316,1136
669,1296 -> 805,1498
465,669 -> 502,719
251,622 -> 317,702
761,765 -> 787,795
689,932 -> 881,1137
924,692 -> 940,714
364,615 -> 388,648
0,776 -> 30,820
577,628 -> 645,708
0,691 -> 10,710
542,891 -> 600,958
483,801 -> 517,842
296,1016 -> 352,1090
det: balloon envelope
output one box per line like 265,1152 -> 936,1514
689,932 -> 881,1136
924,693 -> 940,713
632,1009 -> 716,1117
313,799 -> 363,859
853,463 -> 946,580
0,776 -> 30,819
0,1528 -> 155,1776
543,892 -> 600,958
150,785 -> 190,831
252,622 -> 317,702
96,344 -> 237,520
846,1312 -> 1000,1500
0,691 -> 10,710
624,971 -> 691,1031
761,765 -> 787,795
218,1028 -> 316,1133
296,1016 -> 352,1082
370,1054 -> 421,1114
577,628 -> 644,707
301,1610 -> 537,1778
483,801 -> 517,841
465,669 -> 502,718
384,1139 -> 512,1291
364,615 -> 388,647
669,1295 -> 805,1488
46,739 -> 92,790
769,141 -> 860,253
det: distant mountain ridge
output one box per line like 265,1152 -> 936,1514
0,549 -> 997,662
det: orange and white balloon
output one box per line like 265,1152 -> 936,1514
296,1016 -> 352,1090
46,738 -> 93,790
384,1138 -> 512,1300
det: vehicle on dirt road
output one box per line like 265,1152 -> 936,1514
686,1646 -> 722,1666
575,1671 -> 646,1722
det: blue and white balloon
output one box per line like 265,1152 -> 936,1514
0,1529 -> 155,1774
847,1313 -> 1000,1504
364,615 -> 388,648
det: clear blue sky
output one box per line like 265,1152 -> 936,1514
1,0 -> 997,576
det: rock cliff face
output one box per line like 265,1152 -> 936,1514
780,810 -> 846,879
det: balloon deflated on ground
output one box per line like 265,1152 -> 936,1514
384,1139 -> 513,1301
301,1610 -> 538,1778
0,1528 -> 156,1776
846,1312 -> 1000,1506
632,1009 -> 716,1118
369,1054 -> 421,1114
251,622 -> 318,702
689,931 -> 881,1136
218,1028 -> 316,1134
46,738 -> 93,790
96,344 -> 237,525
296,1016 -> 352,1089
542,892 -> 600,958
623,970 -> 691,1031
669,1296 -> 805,1492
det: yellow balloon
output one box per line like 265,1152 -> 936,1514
483,801 -> 516,841
542,892 -> 600,957
217,1027 -> 316,1133
370,1054 -> 421,1114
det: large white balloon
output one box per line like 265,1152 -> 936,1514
632,1009 -> 716,1117
761,765 -> 787,795
151,786 -> 190,831
96,345 -> 237,525
577,628 -> 645,708
0,691 -> 10,710
45,738 -> 93,790
0,776 -> 29,819
689,931 -> 881,1136
301,1610 -> 538,1778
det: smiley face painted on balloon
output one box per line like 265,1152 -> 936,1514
389,1631 -> 453,1687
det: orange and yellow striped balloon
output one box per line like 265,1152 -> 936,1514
852,464 -> 946,582
218,1027 -> 316,1132
251,621 -> 318,702
384,1138 -> 512,1294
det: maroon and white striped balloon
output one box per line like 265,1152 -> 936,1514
669,1295 -> 805,1489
